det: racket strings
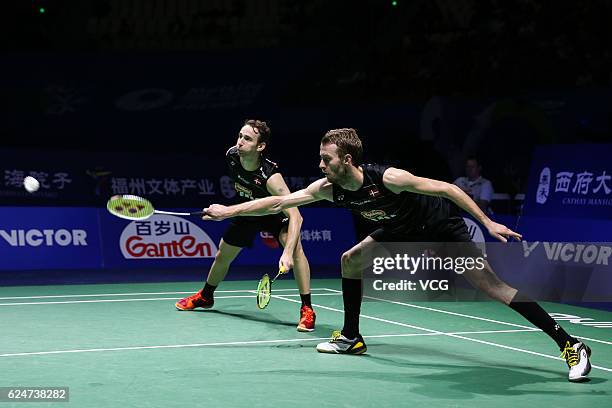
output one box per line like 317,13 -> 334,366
107,195 -> 155,220
256,275 -> 272,309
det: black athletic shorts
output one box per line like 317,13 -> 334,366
222,214 -> 289,248
368,216 -> 483,258
368,216 -> 470,242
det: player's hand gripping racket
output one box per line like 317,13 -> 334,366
256,266 -> 287,309
106,195 -> 206,220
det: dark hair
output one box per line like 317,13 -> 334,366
244,119 -> 271,147
321,128 -> 363,166
466,156 -> 481,166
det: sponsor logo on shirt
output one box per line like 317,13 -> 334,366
360,209 -> 395,221
351,198 -> 376,206
235,183 -> 254,199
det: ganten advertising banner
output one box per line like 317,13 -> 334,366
1,206 -> 355,272
99,207 -> 355,269
100,211 -> 223,269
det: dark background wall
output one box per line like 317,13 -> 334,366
2,0 -> 611,205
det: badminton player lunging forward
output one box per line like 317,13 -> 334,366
203,128 -> 592,382
176,119 -> 316,332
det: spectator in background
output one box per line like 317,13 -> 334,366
454,156 -> 494,213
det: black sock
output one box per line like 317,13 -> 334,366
300,293 -> 312,308
341,277 -> 362,339
201,282 -> 217,299
509,291 -> 578,349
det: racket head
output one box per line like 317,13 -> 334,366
106,194 -> 155,220
256,273 -> 272,309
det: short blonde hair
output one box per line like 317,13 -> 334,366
321,128 -> 363,166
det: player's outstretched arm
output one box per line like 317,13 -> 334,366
265,173 -> 304,271
203,178 -> 332,221
382,167 -> 522,242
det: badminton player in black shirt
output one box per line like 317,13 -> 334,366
176,120 -> 316,332
203,128 -> 591,382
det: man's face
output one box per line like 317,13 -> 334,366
465,159 -> 481,179
236,125 -> 263,156
319,143 -> 349,183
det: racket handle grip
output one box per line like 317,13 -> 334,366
189,210 -> 207,217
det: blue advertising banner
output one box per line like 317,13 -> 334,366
458,214 -> 612,305
0,207 -> 103,271
0,148 -> 228,207
0,147 -> 326,208
484,242 -> 612,303
463,213 -> 612,243
99,209 -> 225,270
524,144 -> 612,219
233,208 -> 356,267
515,216 -> 612,242
361,241 -> 612,304
99,207 -> 355,269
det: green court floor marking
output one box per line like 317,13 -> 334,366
273,293 -> 612,373
358,292 -> 612,346
0,287 -> 333,301
0,330 -> 539,358
0,293 -> 340,307
1,280 -> 610,408
1,284 -> 550,359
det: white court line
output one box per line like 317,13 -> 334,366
324,288 -> 535,329
274,293 -> 612,373
361,294 -> 612,347
326,289 -> 612,347
367,329 -> 537,337
0,329 -> 536,358
2,286 -> 610,372
0,293 -> 341,307
0,288 -> 328,301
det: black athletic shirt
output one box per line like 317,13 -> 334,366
226,146 -> 279,203
332,163 -> 452,233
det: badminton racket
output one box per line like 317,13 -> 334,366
256,265 -> 287,309
106,194 -> 206,221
